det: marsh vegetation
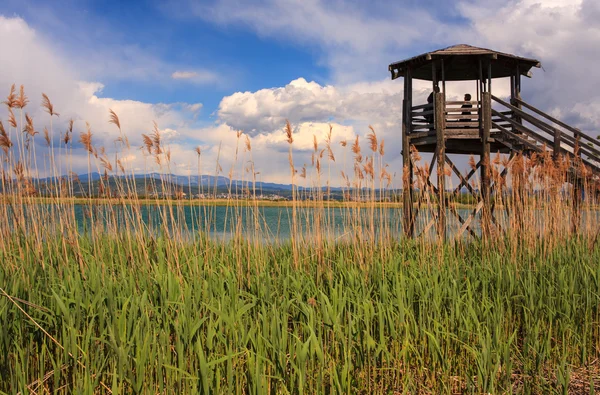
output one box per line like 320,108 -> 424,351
0,86 -> 599,393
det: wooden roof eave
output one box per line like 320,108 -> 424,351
389,55 -> 540,81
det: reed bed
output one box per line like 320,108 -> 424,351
0,86 -> 599,394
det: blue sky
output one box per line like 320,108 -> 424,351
0,0 -> 598,183
1,0 -> 330,109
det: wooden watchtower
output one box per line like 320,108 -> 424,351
389,44 -> 600,239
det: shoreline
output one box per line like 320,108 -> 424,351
0,196 -> 484,209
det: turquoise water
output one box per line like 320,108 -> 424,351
6,203 -> 599,242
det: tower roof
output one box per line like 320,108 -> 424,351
388,44 -> 541,81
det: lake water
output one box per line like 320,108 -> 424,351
6,203 -> 599,242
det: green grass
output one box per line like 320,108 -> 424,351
1,236 -> 599,394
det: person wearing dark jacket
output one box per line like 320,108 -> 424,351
461,93 -> 473,124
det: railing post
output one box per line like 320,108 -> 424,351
434,92 -> 446,240
553,126 -> 562,162
481,92 -> 492,239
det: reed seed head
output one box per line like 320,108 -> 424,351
367,126 -> 377,152
15,85 -> 28,109
43,127 -> 51,147
8,108 -> 17,128
285,120 -> 293,144
109,109 -> 121,131
4,84 -> 17,108
41,93 -> 59,117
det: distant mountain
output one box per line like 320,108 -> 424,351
3,173 -> 401,199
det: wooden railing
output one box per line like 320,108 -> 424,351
445,100 -> 480,130
491,95 -> 600,174
410,102 -> 434,132
410,100 -> 490,132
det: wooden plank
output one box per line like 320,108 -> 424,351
456,201 -> 484,240
411,103 -> 433,111
446,121 -> 479,128
492,122 -> 541,152
444,129 -> 480,137
451,160 -> 481,195
420,217 -> 436,239
445,155 -> 476,196
408,130 -> 435,139
446,114 -> 479,120
413,110 -> 434,117
556,130 -> 600,159
445,100 -> 480,105
449,204 -> 479,239
411,124 -> 435,131
492,111 -> 554,147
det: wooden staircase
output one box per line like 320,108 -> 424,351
490,95 -> 600,184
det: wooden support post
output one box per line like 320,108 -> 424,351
514,67 -> 522,132
481,92 -> 492,238
572,130 -> 582,234
573,181 -> 582,235
402,70 -> 414,238
435,91 -> 446,240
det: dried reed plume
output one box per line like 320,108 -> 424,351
24,114 -> 37,137
340,140 -> 347,147
80,123 -> 94,154
0,121 -> 12,153
43,127 -> 51,147
352,135 -> 362,162
41,93 -> 59,117
469,155 -> 476,170
15,85 -> 28,109
379,140 -> 385,156
8,108 -> 17,128
363,157 -> 374,179
285,120 -> 293,144
300,166 -> 306,178
109,109 -> 121,131
142,134 -> 153,154
367,126 -> 377,152
327,147 -> 335,162
4,84 -> 17,108
245,136 -> 251,152
152,122 -> 162,155
64,119 -> 73,144
493,152 -> 501,165
100,156 -> 113,172
195,146 -> 202,156
313,135 -> 318,152
410,145 -> 421,162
